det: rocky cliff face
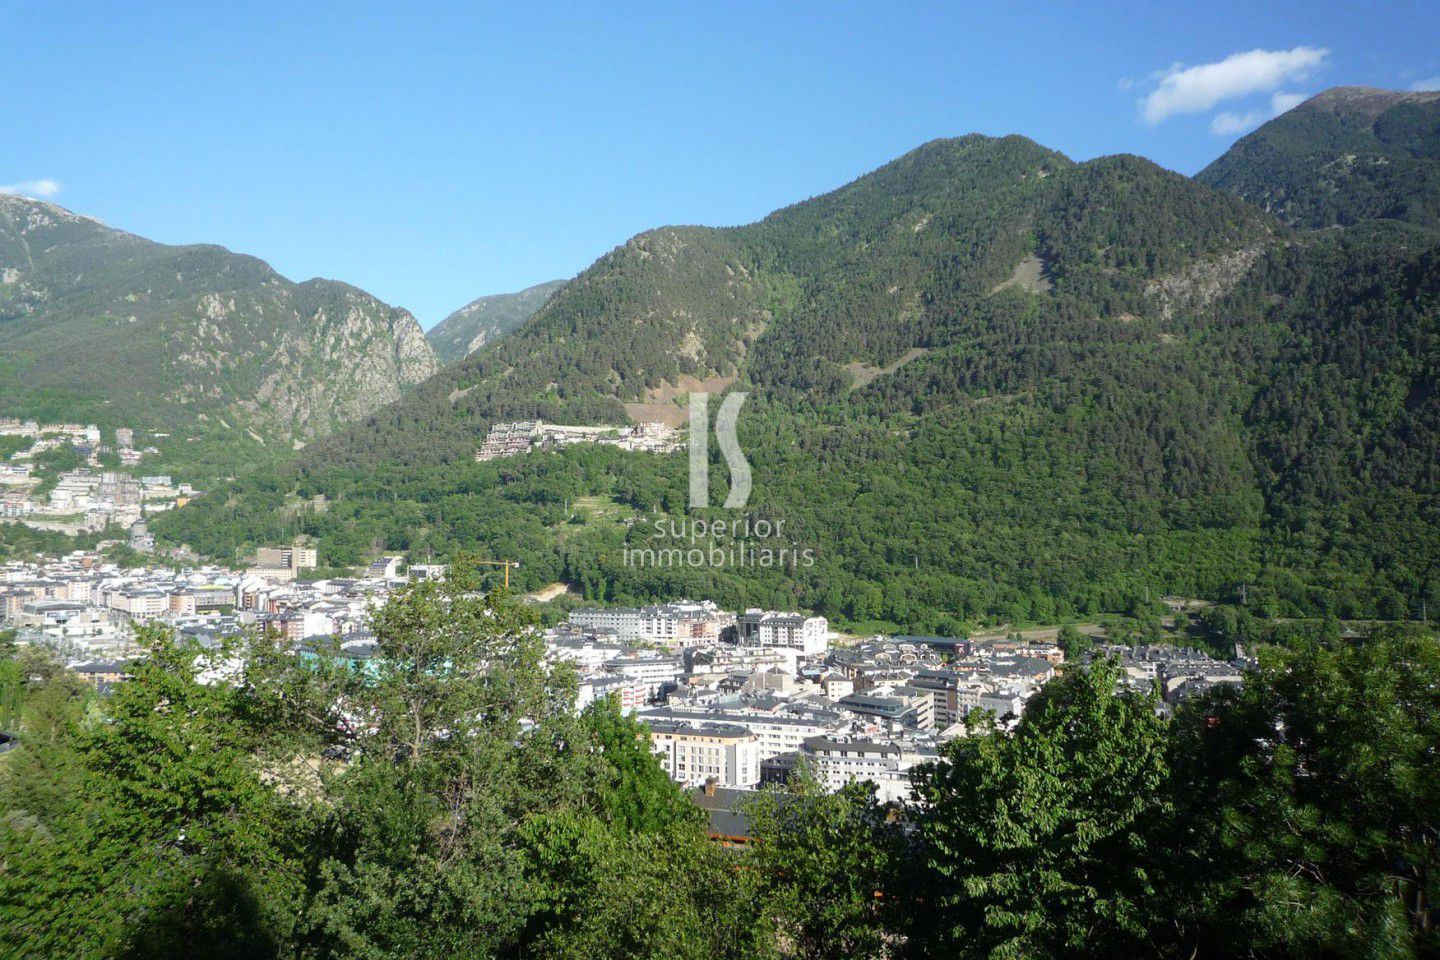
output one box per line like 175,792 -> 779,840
0,194 -> 437,441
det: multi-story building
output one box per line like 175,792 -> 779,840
107,589 -> 170,621
255,542 -> 318,572
796,736 -> 908,800
737,609 -> 829,654
640,704 -> 842,762
902,670 -> 962,728
648,720 -> 760,788
602,654 -> 685,699
570,601 -> 734,647
839,689 -> 933,730
576,674 -> 650,713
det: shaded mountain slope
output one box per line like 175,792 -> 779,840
427,278 -> 567,363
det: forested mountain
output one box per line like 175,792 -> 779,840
156,96 -> 1440,629
0,195 -> 438,448
427,278 -> 567,362
1198,86 -> 1440,229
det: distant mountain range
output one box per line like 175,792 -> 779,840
1198,85 -> 1440,229
0,196 -> 437,464
154,86 -> 1440,629
427,279 -> 567,363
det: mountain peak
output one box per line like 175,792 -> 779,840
1198,85 -> 1440,230
1299,85 -> 1440,120
0,197 -> 437,447
426,278 -> 569,363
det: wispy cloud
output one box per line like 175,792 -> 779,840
0,178 -> 61,198
1209,90 -> 1310,137
1270,91 -> 1308,113
1209,109 -> 1269,135
1141,46 -> 1329,124
1411,76 -> 1440,92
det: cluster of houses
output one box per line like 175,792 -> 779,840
546,606 -> 1054,801
0,547 -> 408,674
546,602 -> 1247,804
0,419 -> 155,467
475,419 -> 679,461
3,469 -> 193,532
3,549 -> 1248,816
0,418 -> 183,530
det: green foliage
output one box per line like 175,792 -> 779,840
908,659 -> 1172,959
1167,627 -> 1440,958
0,560 -> 746,959
584,694 -> 704,833
519,807 -> 770,960
1200,87 -> 1440,230
1,602 -> 1434,958
0,627 -> 302,958
744,770 -> 902,960
1057,623 -> 1092,661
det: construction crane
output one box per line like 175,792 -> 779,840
472,559 -> 519,590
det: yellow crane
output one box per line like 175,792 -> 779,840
472,559 -> 519,590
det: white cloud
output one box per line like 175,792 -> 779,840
1209,90 -> 1310,137
1141,46 -> 1329,124
0,178 -> 61,198
1210,110 -> 1269,135
1270,90 -> 1308,114
1411,76 -> 1440,92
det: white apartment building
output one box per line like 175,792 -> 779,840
799,736 -> 910,801
107,589 -> 170,621
648,720 -> 760,788
737,609 -> 829,655
570,601 -> 734,647
576,674 -> 650,713
602,655 -> 685,699
546,635 -> 630,673
640,706 -> 840,762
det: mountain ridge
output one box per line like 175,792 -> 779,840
0,193 -> 438,465
1198,85 -> 1440,230
427,278 -> 568,363
52,92 -> 1430,628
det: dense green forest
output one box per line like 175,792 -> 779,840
155,117 -> 1440,629
1,567 -> 1435,959
1198,87 -> 1440,231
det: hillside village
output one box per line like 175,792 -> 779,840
0,417 -> 195,533
475,419 -> 681,461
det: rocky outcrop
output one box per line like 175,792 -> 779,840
0,193 -> 438,442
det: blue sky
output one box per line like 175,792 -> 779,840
3,1 -> 1437,327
